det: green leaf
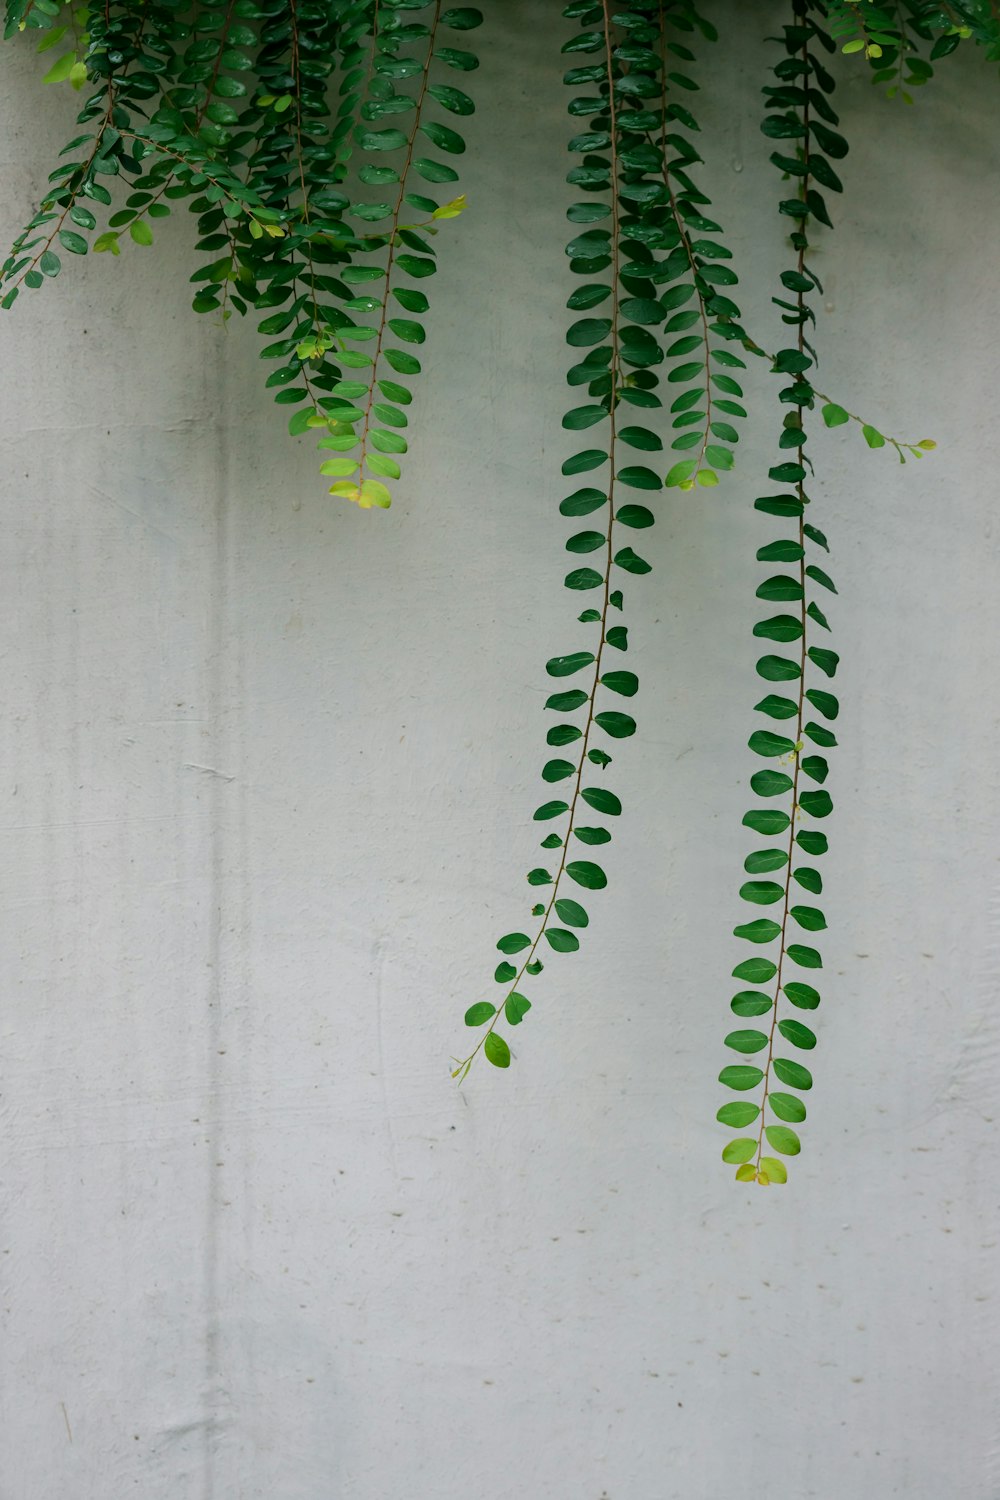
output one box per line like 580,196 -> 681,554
547,652 -> 595,678
756,655 -> 801,682
769,1091 -> 806,1122
754,695 -> 798,720
581,787 -> 621,816
719,1065 -> 764,1091
128,221 -> 153,248
465,1002 -> 496,1026
786,944 -> 822,969
42,50 -> 77,84
784,981 -> 820,1009
546,689 -> 588,711
739,881 -> 784,906
542,758 -> 575,783
748,730 -> 796,758
799,790 -> 833,819
725,1029 -> 768,1053
566,860 -> 607,890
717,1102 -> 760,1127
732,957 -> 777,984
59,229 -> 89,255
821,403 -> 849,427
497,932 -> 531,954
563,405 -> 608,430
754,614 -> 803,643
555,898 -> 588,928
742,808 -> 790,835
808,647 -> 839,678
721,1137 -> 758,1163
616,465 -> 661,490
545,927 -> 580,953
594,711 -> 635,738
758,1156 -> 788,1184
790,905 -> 826,933
616,504 -> 654,528
764,1125 -> 801,1156
750,769 -> 794,798
367,453 -> 402,480
731,990 -> 773,1017
533,801 -> 568,821
494,962 -> 516,984
778,1018 -> 817,1049
505,993 -> 531,1025
805,688 -> 839,720
665,459 -> 697,488
485,1032 -> 511,1068
560,487 -> 608,516
601,671 -> 638,697
565,567 -> 603,590
744,849 -> 788,874
734,919 -> 781,943
574,827 -> 611,845
442,5 -> 483,27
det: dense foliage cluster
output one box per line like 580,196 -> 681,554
3,0 -> 994,1184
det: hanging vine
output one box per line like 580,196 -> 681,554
2,0 -> 993,1185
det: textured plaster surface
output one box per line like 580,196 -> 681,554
0,5 -> 998,1498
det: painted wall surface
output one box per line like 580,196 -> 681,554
1,7 -> 998,1499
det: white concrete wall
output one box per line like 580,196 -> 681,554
1,6 -> 998,1498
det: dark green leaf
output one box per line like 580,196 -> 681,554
574,826 -> 611,844
748,730 -> 796,758
750,769 -> 794,797
778,1018 -> 817,1049
547,652 -> 595,678
731,990 -> 773,1017
594,711 -> 635,738
601,671 -> 638,697
725,1029 -> 768,1054
546,688 -> 588,711
799,790 -> 833,818
754,695 -> 798,720
756,655 -> 801,682
545,927 -> 580,953
732,957 -> 777,983
784,981 -> 820,1009
555,898 -> 589,928
742,808 -> 791,835
772,1057 -> 813,1090
566,860 -> 607,890
739,881 -> 784,905
734,920 -> 781,945
744,849 -> 788,874
581,787 -> 621,816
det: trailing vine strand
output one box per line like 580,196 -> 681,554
717,0 -> 843,1186
8,1 -> 992,1188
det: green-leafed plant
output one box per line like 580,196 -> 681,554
2,0 -> 994,1184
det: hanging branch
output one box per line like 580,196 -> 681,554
454,0 -> 674,1079
716,0 -> 844,1187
